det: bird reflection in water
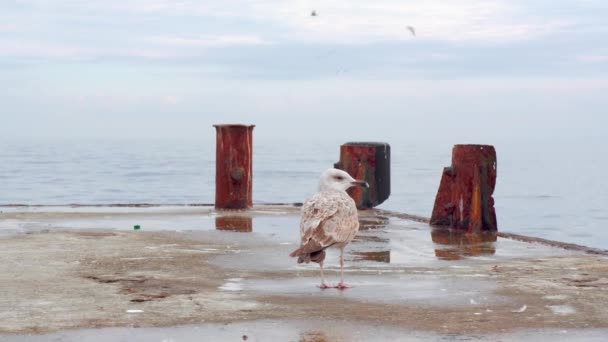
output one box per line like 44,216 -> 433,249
431,228 -> 497,260
215,216 -> 253,232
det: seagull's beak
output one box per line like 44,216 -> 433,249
351,180 -> 369,188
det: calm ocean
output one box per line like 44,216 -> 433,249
1,137 -> 607,249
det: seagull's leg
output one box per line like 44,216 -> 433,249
318,261 -> 330,289
337,248 -> 352,289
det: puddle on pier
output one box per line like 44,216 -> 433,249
0,320 -> 444,341
3,320 -> 607,342
352,250 -> 391,263
347,218 -> 572,271
431,229 -> 497,261
358,214 -> 390,231
237,274 -> 502,308
3,207 -> 573,270
353,229 -> 496,263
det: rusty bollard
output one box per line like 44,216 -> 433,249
334,142 -> 390,209
213,124 -> 255,209
430,144 -> 497,232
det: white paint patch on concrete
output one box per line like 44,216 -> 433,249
543,294 -> 569,300
219,278 -> 244,291
547,305 -> 576,315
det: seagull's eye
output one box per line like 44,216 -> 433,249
335,176 -> 344,180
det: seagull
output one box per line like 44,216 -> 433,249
406,25 -> 416,36
289,168 -> 369,289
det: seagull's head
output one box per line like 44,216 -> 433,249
319,168 -> 369,192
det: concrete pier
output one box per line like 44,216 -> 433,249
1,205 -> 607,340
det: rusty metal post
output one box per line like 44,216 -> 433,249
334,142 -> 390,209
213,124 -> 255,209
430,144 -> 497,232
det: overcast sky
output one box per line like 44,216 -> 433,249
1,0 -> 607,142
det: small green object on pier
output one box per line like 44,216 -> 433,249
134,225 -> 141,230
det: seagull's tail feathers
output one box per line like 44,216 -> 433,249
289,239 -> 326,264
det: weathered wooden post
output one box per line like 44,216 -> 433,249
430,144 -> 497,232
213,124 -> 255,209
334,142 -> 390,209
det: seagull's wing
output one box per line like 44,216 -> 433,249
407,26 -> 416,36
300,193 -> 339,242
289,193 -> 340,258
289,192 -> 359,260
329,205 -> 360,243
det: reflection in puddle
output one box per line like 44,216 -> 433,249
359,215 -> 389,230
215,216 -> 253,232
352,215 -> 391,263
431,228 -> 497,260
352,250 -> 391,263
244,275 -> 498,306
353,235 -> 389,244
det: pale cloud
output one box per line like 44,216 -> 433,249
11,0 -> 250,17
221,77 -> 608,101
0,39 -> 177,60
0,33 -> 269,60
178,0 -> 574,42
0,24 -> 19,32
577,53 -> 608,63
9,0 -> 576,43
0,40 -> 93,59
248,0 -> 574,43
73,0 -> 571,42
2,0 -> 607,142
71,92 -> 182,108
161,95 -> 180,105
147,34 -> 271,47
10,76 -> 606,140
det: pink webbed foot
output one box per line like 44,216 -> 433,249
318,283 -> 352,289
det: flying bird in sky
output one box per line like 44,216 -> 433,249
407,25 -> 416,36
289,168 -> 369,289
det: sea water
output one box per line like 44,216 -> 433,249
1,137 -> 607,249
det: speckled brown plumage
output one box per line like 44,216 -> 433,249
289,190 -> 359,263
289,168 -> 367,289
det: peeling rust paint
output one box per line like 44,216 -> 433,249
213,124 -> 255,210
334,142 -> 390,209
430,144 -> 497,232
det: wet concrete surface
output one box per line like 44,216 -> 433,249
4,321 -> 608,342
1,206 -> 607,340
